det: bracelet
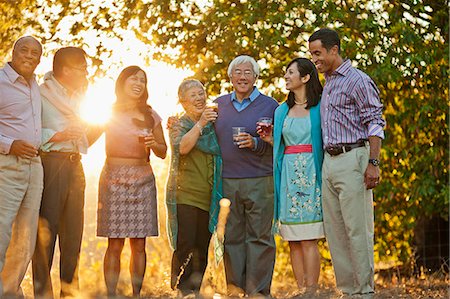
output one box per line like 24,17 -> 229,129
195,123 -> 203,135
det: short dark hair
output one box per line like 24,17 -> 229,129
308,28 -> 341,54
115,66 -> 154,128
286,58 -> 323,109
13,36 -> 42,54
53,47 -> 86,77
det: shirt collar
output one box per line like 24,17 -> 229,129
231,86 -> 260,102
3,62 -> 36,84
325,59 -> 352,80
43,71 -> 69,95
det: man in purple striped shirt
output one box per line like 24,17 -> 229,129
309,28 -> 385,297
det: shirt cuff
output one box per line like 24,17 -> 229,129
252,137 -> 258,151
368,124 -> 385,139
0,135 -> 14,154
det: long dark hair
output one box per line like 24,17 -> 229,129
286,58 -> 323,109
114,65 -> 154,129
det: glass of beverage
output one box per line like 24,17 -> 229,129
257,117 -> 273,137
232,127 -> 246,145
138,128 -> 151,143
206,101 -> 218,113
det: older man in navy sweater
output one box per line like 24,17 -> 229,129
214,55 -> 278,296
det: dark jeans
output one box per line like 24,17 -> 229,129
32,155 -> 85,298
171,204 -> 211,293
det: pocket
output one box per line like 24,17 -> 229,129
355,147 -> 369,174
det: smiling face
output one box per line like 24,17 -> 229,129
230,62 -> 256,100
308,39 -> 339,76
180,86 -> 206,119
284,62 -> 305,92
10,37 -> 42,80
64,59 -> 88,92
123,70 -> 146,101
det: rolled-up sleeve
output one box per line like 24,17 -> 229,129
355,77 -> 386,139
0,135 -> 14,154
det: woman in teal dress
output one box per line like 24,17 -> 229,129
259,58 -> 323,293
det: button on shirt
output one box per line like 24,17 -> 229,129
0,63 -> 41,154
321,59 -> 385,147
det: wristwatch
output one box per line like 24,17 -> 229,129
369,158 -> 380,166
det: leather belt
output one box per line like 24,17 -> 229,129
39,151 -> 81,162
325,140 -> 366,156
106,157 -> 149,166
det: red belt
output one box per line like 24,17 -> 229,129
284,144 -> 312,154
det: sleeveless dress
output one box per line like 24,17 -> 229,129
97,109 -> 161,238
279,116 -> 324,241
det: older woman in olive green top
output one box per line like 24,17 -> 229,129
166,79 -> 222,295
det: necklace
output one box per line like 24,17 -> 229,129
294,100 -> 307,105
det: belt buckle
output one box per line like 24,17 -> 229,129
69,153 -> 78,162
327,146 -> 339,156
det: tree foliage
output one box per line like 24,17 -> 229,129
0,0 -> 448,264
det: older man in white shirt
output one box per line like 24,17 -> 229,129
0,36 -> 43,297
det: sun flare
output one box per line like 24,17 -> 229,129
80,61 -> 193,126
79,62 -> 193,175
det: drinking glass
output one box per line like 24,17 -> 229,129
138,128 -> 151,143
206,101 -> 218,113
232,127 -> 246,145
257,117 -> 273,137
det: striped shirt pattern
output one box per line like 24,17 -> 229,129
321,59 -> 385,147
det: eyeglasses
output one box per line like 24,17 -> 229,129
68,65 -> 88,72
232,69 -> 254,78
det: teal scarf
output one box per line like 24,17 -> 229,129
165,114 -> 223,250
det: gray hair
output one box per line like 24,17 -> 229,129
178,79 -> 205,101
227,55 -> 260,79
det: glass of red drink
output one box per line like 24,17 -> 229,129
257,117 -> 273,137
138,128 -> 151,143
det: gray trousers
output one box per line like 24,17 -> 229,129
32,154 -> 86,298
223,176 -> 275,295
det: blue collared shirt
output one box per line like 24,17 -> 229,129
230,87 -> 261,112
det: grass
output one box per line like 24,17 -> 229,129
17,148 -> 449,298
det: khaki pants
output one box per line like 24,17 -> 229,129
223,176 -> 275,296
322,146 -> 374,295
0,155 -> 43,297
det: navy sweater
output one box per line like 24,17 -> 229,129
214,93 -> 279,178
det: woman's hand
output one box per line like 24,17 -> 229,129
256,124 -> 273,145
198,107 -> 218,127
143,133 -> 157,149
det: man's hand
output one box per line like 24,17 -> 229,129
51,126 -> 85,142
236,133 -> 255,149
9,140 -> 38,158
364,164 -> 380,190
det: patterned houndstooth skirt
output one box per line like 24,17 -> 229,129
97,163 -> 158,238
